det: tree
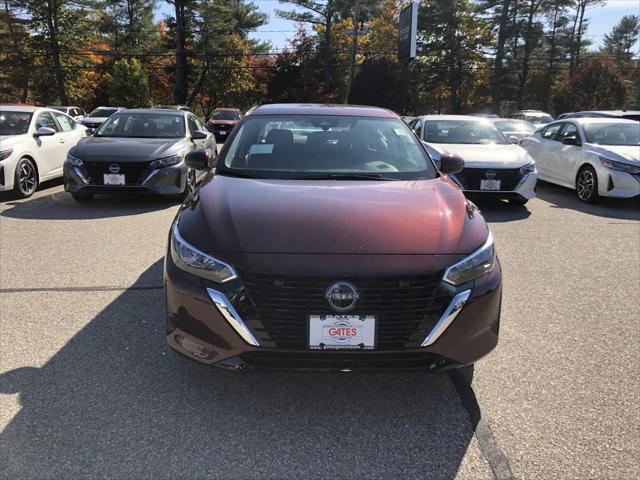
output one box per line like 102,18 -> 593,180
348,58 -> 402,109
109,58 -> 151,107
554,55 -> 627,113
487,0 -> 512,115
604,15 -> 640,65
1,0 -> 32,102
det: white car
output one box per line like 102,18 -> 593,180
0,105 -> 87,198
520,118 -> 640,203
81,106 -> 125,130
510,110 -> 555,129
47,106 -> 86,122
409,115 -> 537,206
490,118 -> 537,143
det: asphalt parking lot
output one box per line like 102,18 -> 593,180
0,180 -> 638,479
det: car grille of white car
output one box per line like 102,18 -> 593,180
453,167 -> 523,191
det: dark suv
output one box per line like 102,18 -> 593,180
205,108 -> 241,142
164,104 -> 502,371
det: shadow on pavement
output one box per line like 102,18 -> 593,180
0,260 -> 477,479
535,181 -> 640,221
0,187 -> 179,220
471,198 -> 532,223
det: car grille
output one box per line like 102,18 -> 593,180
453,167 -> 523,191
236,270 -> 450,350
82,161 -> 154,186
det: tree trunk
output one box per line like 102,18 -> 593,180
574,1 -> 587,66
446,1 -> 460,113
568,2 -> 580,73
173,0 -> 187,104
516,0 -> 538,109
46,0 -> 68,104
322,15 -> 333,96
491,0 -> 511,115
544,4 -> 559,109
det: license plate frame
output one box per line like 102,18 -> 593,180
308,314 -> 376,350
103,174 -> 125,186
480,179 -> 501,191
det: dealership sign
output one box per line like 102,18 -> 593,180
398,2 -> 418,60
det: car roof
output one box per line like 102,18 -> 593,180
116,108 -> 186,115
417,114 -> 492,121
0,105 -> 39,112
568,117 -> 639,125
247,103 -> 399,118
214,107 -> 240,111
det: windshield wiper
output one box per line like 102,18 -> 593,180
289,173 -> 397,181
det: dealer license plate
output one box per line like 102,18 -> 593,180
104,174 -> 125,185
480,179 -> 501,191
309,315 -> 376,350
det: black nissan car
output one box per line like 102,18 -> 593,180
64,109 -> 216,200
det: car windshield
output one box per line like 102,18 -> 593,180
524,114 -> 554,123
212,110 -> 240,120
583,123 -> 640,146
89,108 -> 118,118
218,115 -> 437,180
423,120 -> 509,145
95,112 -> 186,138
494,120 -> 536,133
0,111 -> 33,135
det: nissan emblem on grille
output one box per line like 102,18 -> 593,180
108,163 -> 120,174
485,170 -> 496,179
325,282 -> 359,312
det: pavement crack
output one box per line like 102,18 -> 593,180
0,285 -> 164,293
449,369 -> 514,480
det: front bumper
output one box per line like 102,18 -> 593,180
597,167 -> 640,199
164,250 -> 502,371
64,161 -> 187,196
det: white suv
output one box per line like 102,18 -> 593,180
0,105 -> 87,198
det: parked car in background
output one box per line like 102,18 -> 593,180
0,105 -> 87,198
410,115 -> 537,205
64,109 -> 216,201
48,106 -> 86,121
470,113 -> 499,118
165,104 -> 502,371
520,118 -> 640,203
81,106 -> 125,130
490,118 -> 537,143
153,105 -> 190,111
205,108 -> 241,142
510,110 -> 554,128
401,115 -> 416,124
558,110 -> 640,122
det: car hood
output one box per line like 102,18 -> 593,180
177,175 -> 490,255
584,144 -> 640,163
82,117 -> 109,124
73,137 -> 186,162
426,143 -> 532,168
0,134 -> 28,149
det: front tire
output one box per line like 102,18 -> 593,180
71,192 -> 94,201
13,157 -> 38,198
576,165 -> 599,203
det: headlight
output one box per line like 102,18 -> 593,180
67,152 -> 83,166
170,223 -> 237,283
151,154 -> 183,169
599,157 -> 640,174
0,148 -> 13,161
443,232 -> 496,286
519,162 -> 536,174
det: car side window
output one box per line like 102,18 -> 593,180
412,119 -> 422,138
541,123 -> 562,140
52,112 -> 74,132
35,112 -> 59,131
557,123 -> 581,143
187,115 -> 199,134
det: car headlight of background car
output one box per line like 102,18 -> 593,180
66,152 -> 83,166
599,157 -> 640,174
151,154 -> 183,169
519,162 -> 536,174
443,232 -> 496,286
170,223 -> 237,283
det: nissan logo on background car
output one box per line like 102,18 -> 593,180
108,163 -> 120,174
485,170 -> 497,179
325,282 -> 360,312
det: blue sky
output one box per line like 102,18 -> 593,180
156,0 -> 640,52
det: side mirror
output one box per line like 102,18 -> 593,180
561,136 -> 579,146
185,149 -> 209,170
508,135 -> 520,144
191,130 -> 207,140
439,153 -> 465,175
35,127 -> 56,136
85,128 -> 95,136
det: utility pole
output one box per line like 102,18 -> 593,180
345,0 -> 361,104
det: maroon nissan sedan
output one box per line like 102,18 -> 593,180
164,104 -> 502,371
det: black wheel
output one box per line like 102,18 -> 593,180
576,165 -> 599,203
71,192 -> 94,201
13,157 -> 38,198
508,197 -> 528,206
185,169 -> 197,197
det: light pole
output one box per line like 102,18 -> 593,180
345,0 -> 361,104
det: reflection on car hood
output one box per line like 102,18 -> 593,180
208,120 -> 237,126
73,137 -> 186,162
425,143 -> 532,168
585,144 -> 640,163
177,175 -> 489,255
